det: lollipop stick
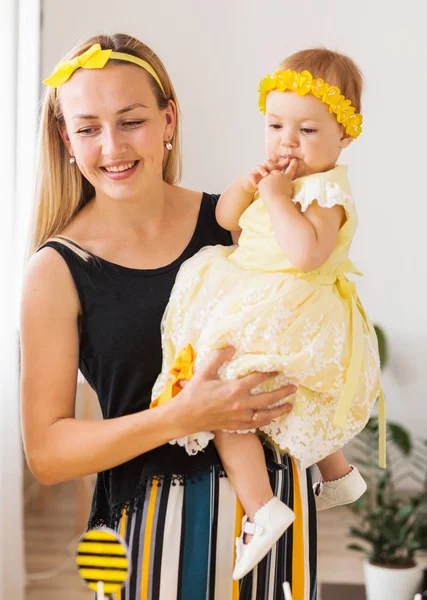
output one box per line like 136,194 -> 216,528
97,580 -> 105,600
283,581 -> 293,600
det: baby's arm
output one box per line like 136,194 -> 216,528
259,159 -> 345,272
216,159 -> 285,231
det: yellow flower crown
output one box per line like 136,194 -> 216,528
258,69 -> 363,139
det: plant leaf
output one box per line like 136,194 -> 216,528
347,543 -> 368,554
388,423 -> 412,455
374,324 -> 388,368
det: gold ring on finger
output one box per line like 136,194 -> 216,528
251,410 -> 258,422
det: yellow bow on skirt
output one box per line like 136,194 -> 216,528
150,344 -> 196,409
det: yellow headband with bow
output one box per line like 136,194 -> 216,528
43,43 -> 166,95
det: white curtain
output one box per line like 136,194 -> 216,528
0,0 -> 40,597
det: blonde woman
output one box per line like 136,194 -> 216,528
20,34 -> 316,599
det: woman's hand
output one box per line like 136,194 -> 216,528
176,346 -> 296,434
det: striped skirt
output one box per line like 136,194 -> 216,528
108,445 -> 317,600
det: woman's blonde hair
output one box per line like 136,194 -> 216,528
28,33 -> 182,259
280,47 -> 364,113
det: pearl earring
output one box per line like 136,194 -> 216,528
69,156 -> 76,165
165,141 -> 173,151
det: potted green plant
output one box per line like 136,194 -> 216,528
347,417 -> 427,599
346,325 -> 427,600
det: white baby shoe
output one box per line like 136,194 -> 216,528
232,497 -> 295,580
313,465 -> 367,511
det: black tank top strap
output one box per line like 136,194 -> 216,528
40,237 -> 98,318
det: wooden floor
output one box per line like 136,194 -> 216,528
24,469 -> 94,599
23,465 -> 369,599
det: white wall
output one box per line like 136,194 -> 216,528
0,0 -> 21,591
0,0 -> 41,595
41,0 -> 427,437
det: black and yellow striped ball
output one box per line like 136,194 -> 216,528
76,528 -> 130,594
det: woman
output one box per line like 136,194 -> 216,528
20,33 -> 317,599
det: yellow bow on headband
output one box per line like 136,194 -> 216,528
43,44 -> 112,87
43,43 -> 166,95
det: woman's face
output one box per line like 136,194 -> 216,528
59,62 -> 176,202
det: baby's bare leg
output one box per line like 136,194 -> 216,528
317,449 -> 352,482
214,430 -> 273,520
215,431 -> 295,578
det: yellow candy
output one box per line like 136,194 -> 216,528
76,527 -> 131,596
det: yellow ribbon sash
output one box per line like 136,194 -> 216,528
302,260 -> 386,467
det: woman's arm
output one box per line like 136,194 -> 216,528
216,159 -> 285,231
21,248 -> 295,485
20,248 -> 189,484
258,159 -> 345,272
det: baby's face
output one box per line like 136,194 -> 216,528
265,90 -> 352,178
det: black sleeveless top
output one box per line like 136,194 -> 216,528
42,193 -> 233,527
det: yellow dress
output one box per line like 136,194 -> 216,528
152,165 -> 382,469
